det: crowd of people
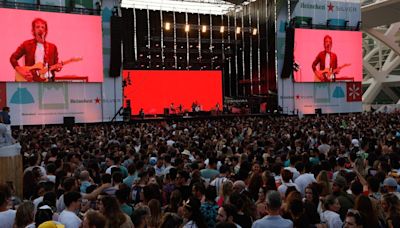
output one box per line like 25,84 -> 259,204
1,112 -> 400,228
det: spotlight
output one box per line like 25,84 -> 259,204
202,25 -> 207,33
252,28 -> 257,35
185,24 -> 190,32
220,26 -> 224,33
165,22 -> 170,30
236,27 -> 241,34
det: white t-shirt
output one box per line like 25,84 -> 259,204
33,196 -> 44,210
284,167 -> 300,180
183,220 -> 198,228
320,210 -> 342,228
35,43 -> 45,64
0,209 -> 16,228
59,210 -> 82,228
278,181 -> 300,198
294,173 -> 316,197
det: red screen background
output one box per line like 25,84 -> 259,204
123,70 -> 223,115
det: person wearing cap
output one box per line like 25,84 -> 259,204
38,221 -> 65,228
252,190 -> 293,228
383,177 -> 400,199
332,175 -> 354,221
181,149 -> 194,162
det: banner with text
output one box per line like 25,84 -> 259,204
7,83 -> 102,125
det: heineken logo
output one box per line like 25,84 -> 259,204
300,2 -> 325,10
300,1 -> 358,13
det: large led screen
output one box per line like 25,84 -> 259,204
123,70 -> 223,115
293,29 -> 362,83
0,8 -> 103,82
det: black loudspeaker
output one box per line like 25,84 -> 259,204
315,108 -> 322,115
126,99 -> 131,108
63,116 -> 75,126
109,15 -> 123,77
123,107 -> 131,122
121,8 -> 135,68
281,27 -> 295,79
164,108 -> 169,115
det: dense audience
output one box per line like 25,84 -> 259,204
1,112 -> 400,228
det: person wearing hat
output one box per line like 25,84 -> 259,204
252,190 -> 293,228
332,175 -> 354,221
383,177 -> 400,199
38,221 -> 65,228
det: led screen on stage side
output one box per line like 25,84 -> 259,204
293,29 -> 362,83
123,70 -> 223,115
0,8 -> 103,82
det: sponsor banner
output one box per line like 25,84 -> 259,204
292,0 -> 361,27
291,82 -> 362,114
7,83 -> 102,125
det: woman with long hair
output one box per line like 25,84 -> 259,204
164,189 -> 182,214
316,170 -> 331,197
99,196 -> 134,228
14,201 -> 35,228
216,181 -> 233,207
381,193 -> 400,228
303,183 -> 321,225
354,195 -> 380,228
247,163 -> 263,201
148,199 -> 162,228
182,197 -> 207,228
255,187 -> 267,219
261,170 -> 277,191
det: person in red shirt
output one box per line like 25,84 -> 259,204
10,18 -> 62,82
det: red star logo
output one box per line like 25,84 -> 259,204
328,2 -> 334,12
346,82 -> 362,102
95,97 -> 100,104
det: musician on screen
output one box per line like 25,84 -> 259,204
10,18 -> 63,82
312,35 -> 341,82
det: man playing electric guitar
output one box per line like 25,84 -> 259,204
312,35 -> 350,82
10,18 -> 62,82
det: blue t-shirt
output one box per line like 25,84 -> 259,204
0,111 -> 10,124
200,202 -> 218,228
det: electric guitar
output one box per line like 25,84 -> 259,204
315,63 -> 351,82
15,57 -> 83,82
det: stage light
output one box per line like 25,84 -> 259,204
202,25 -> 207,33
252,28 -> 257,35
165,22 -> 170,30
236,27 -> 241,34
220,26 -> 224,33
185,24 -> 190,32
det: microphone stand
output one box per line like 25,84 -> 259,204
42,34 -> 52,82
